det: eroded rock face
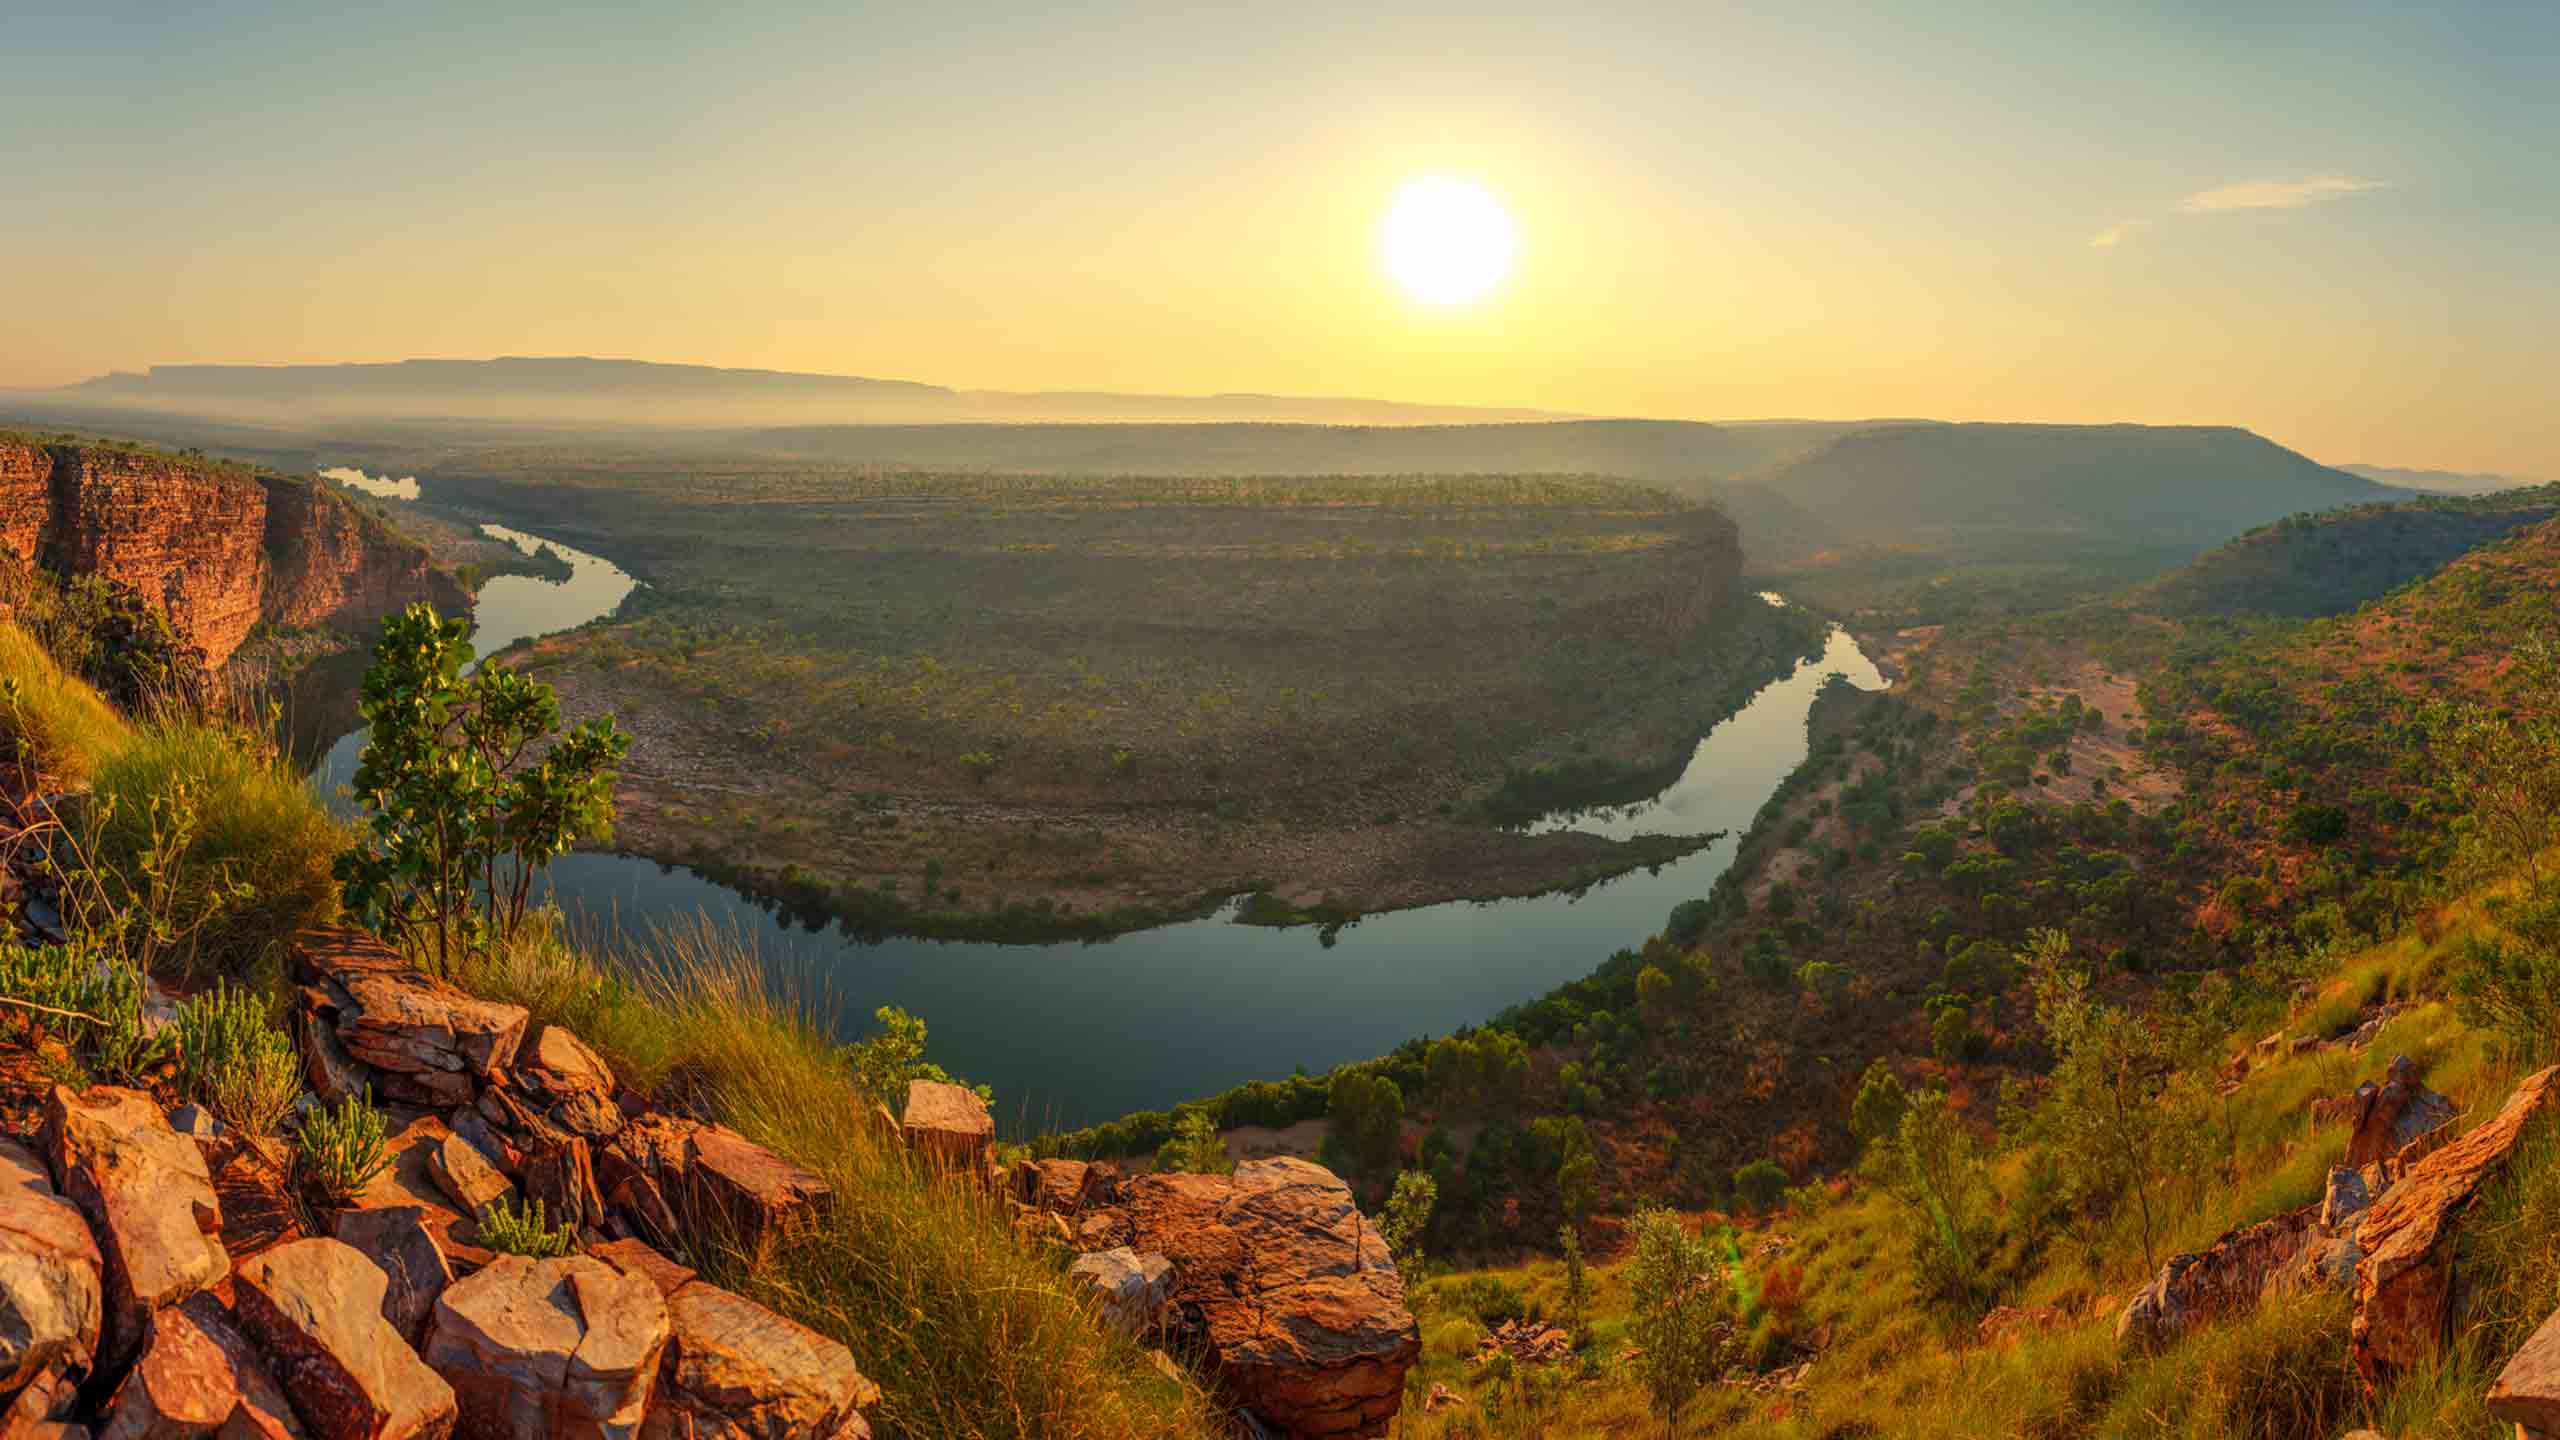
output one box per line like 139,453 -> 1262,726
900,1083 -> 993,1172
2117,1204 -> 2322,1350
513,1030 -> 620,1143
0,440 -> 464,670
0,1138 -> 102,1401
2354,1064 -> 2560,1383
1084,1158 -> 1418,1440
640,1283 -> 876,1440
422,1254 -> 669,1440
38,1087 -> 227,1374
98,1294 -> 301,1440
231,1239 -> 457,1440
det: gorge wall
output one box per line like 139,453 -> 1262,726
0,437 -> 465,668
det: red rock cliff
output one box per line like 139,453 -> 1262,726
0,436 -> 467,668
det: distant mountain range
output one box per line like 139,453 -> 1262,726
2340,463 -> 2551,496
38,356 -> 1576,428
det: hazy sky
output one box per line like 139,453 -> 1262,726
4,2 -> 2553,473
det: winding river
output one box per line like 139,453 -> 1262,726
309,472 -> 1885,1129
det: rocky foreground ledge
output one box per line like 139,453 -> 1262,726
0,926 -> 1418,1440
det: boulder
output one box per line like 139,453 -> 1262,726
2117,1203 -> 2323,1351
640,1284 -> 875,1440
2354,1064 -> 2560,1383
0,1138 -> 102,1399
39,1087 -> 227,1373
330,1208 -> 454,1346
512,1030 -> 620,1142
1087,1158 -> 1418,1439
1066,1249 -> 1175,1339
202,1137 -> 304,1271
298,931 -> 526,1106
230,1239 -> 457,1440
2344,1056 -> 2458,1170
421,1254 -> 669,1440
2489,1302 -> 2560,1438
98,1294 -> 300,1440
680,1128 -> 828,1249
2320,1167 -> 2373,1230
899,1083 -> 992,1171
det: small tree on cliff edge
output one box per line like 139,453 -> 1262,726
337,603 -> 630,973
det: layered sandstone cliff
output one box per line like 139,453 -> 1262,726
0,436 -> 465,668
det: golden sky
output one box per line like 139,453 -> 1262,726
3,2 -> 2553,475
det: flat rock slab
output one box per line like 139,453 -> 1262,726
0,1137 -> 101,1396
232,1239 -> 456,1440
40,1086 -> 227,1373
99,1293 -> 301,1440
2354,1064 -> 2560,1382
640,1283 -> 876,1440
583,1241 -> 694,1303
423,1254 -> 669,1440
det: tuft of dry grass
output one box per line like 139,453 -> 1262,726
0,620 -> 128,782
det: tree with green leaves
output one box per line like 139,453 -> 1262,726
1626,1206 -> 1734,1438
336,604 -> 630,973
1152,1109 -> 1233,1175
1863,1085 -> 1998,1310
1558,1223 -> 1591,1340
1328,1070 -> 1405,1175
1377,1169 -> 1437,1268
845,1005 -> 987,1109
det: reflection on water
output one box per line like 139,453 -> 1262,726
321,466 -> 419,500
303,468 -> 1888,1130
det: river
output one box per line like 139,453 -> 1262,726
308,472 -> 1885,1130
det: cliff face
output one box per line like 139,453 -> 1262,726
0,437 -> 466,668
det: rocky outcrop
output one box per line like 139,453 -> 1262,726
299,933 -> 527,1111
2117,1203 -> 2323,1351
2354,1064 -> 2560,1383
2340,1056 -> 2457,1170
0,437 -> 464,670
1080,1158 -> 1419,1440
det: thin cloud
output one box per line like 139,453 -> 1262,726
2089,220 -> 2147,250
2178,176 -> 2389,213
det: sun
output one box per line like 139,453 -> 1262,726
1378,174 -> 1519,307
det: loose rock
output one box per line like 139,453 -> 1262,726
900,1083 -> 993,1172
1066,1249 -> 1174,1338
641,1283 -> 877,1440
39,1087 -> 227,1374
0,1138 -> 101,1398
231,1239 -> 457,1440
330,1208 -> 454,1346
98,1294 -> 300,1440
422,1254 -> 668,1440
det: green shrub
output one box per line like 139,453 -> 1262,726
1151,1109 -> 1232,1175
298,1089 -> 392,1204
477,1195 -> 579,1259
1438,1273 -> 1534,1327
173,980 -> 299,1136
1733,1159 -> 1789,1213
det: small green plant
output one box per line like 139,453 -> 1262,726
298,1088 -> 392,1204
1378,1168 -> 1437,1269
1558,1223 -> 1590,1340
1627,1206 -> 1736,1439
173,980 -> 299,1136
476,1194 -> 579,1259
842,1005 -> 987,1109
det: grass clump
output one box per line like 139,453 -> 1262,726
298,1088 -> 392,1204
172,980 -> 300,1136
478,1195 -> 580,1259
0,622 -> 128,782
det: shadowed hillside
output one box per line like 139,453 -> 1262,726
2139,486 -> 2560,618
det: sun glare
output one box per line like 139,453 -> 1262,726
1379,175 -> 1519,307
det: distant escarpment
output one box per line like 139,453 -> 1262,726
2138,486 -> 2560,618
0,435 -> 464,669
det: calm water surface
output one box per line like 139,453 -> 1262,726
311,472 -> 1885,1128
